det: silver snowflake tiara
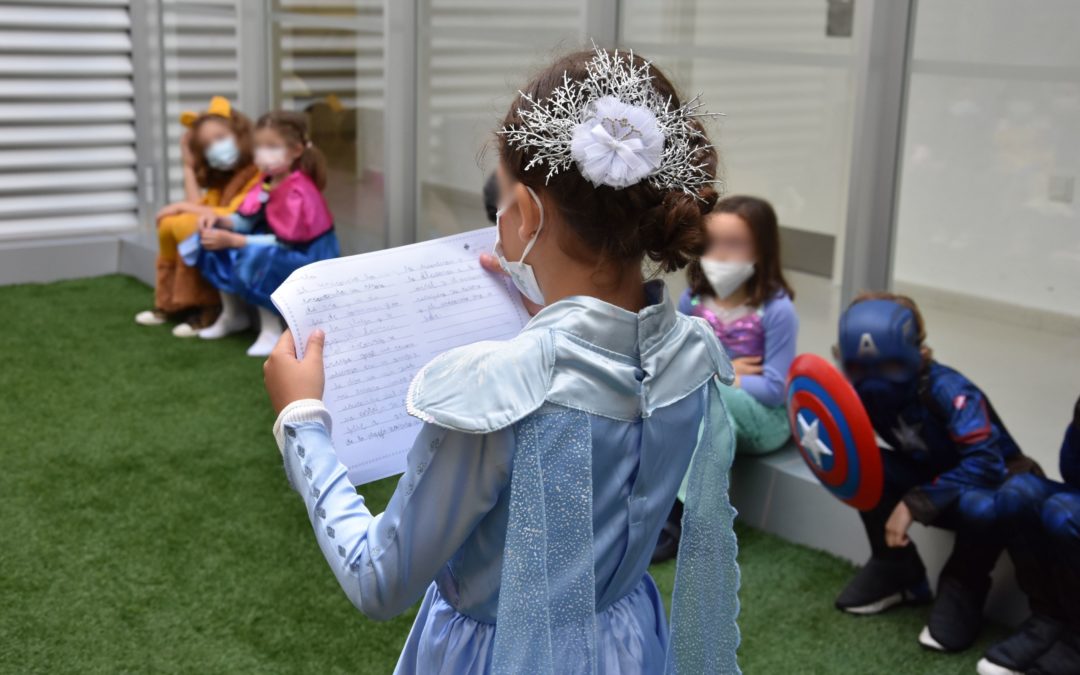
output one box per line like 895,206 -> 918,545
499,46 -> 721,199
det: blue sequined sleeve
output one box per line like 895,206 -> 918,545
279,417 -> 514,620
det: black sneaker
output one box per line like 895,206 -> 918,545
836,553 -> 932,615
919,575 -> 990,653
1028,632 -> 1080,675
977,614 -> 1064,674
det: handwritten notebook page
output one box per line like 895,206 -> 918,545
271,227 -> 531,485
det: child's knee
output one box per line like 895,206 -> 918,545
1042,491 -> 1080,543
158,212 -> 199,244
957,490 -> 997,531
995,473 -> 1050,521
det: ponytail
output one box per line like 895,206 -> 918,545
297,144 -> 327,192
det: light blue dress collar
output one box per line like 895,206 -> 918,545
407,279 -> 734,432
524,279 -> 677,359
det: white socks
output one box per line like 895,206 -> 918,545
188,292 -> 279,356
246,306 -> 283,357
198,292 -> 250,339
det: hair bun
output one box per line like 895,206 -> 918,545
640,187 -> 717,273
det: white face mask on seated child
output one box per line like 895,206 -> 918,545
701,259 -> 755,300
255,146 -> 290,176
493,185 -> 547,306
205,136 -> 239,170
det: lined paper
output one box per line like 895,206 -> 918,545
272,227 -> 531,485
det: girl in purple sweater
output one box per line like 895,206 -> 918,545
655,195 -> 798,563
680,195 -> 799,456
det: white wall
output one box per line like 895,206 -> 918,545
894,0 -> 1080,318
620,0 -> 858,240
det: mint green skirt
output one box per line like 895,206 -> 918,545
679,384 -> 790,501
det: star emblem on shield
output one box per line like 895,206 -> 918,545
785,354 -> 884,511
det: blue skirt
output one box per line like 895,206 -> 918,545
394,575 -> 669,674
197,229 -> 340,310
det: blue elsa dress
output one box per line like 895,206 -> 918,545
272,280 -> 741,673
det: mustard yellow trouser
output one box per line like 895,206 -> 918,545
154,212 -> 219,314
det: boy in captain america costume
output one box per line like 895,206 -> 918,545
833,292 -> 1041,653
977,395 -> 1080,675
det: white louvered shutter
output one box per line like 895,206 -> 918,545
0,0 -> 138,241
161,0 -> 241,203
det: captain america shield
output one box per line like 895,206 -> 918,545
786,353 -> 883,511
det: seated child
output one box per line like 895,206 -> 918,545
134,96 -> 259,336
262,47 -> 741,673
194,111 -> 340,357
680,195 -> 798,455
652,195 -> 797,563
977,395 -> 1080,675
834,292 -> 1040,654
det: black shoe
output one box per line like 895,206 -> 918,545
977,614 -> 1065,674
1028,632 -> 1080,675
836,552 -> 931,615
919,575 -> 990,653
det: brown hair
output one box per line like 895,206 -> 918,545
498,49 -> 718,276
255,110 -> 328,191
686,195 -> 794,306
188,109 -> 255,194
849,290 -> 933,365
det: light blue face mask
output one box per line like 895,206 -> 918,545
493,185 -> 546,306
204,136 -> 239,170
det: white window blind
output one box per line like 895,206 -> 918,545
0,0 -> 138,241
162,0 -> 241,203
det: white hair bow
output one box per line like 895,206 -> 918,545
571,96 -> 664,189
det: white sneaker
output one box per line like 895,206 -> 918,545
976,658 -> 1023,675
918,625 -> 946,652
134,309 -> 166,326
172,322 -> 199,338
245,330 -> 280,357
198,312 -> 250,340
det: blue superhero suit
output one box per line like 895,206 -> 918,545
834,298 -> 1039,653
981,402 -> 1080,673
872,361 -> 1023,527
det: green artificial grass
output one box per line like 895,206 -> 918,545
0,275 -> 1003,674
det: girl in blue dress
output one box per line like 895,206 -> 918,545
195,111 -> 340,356
263,48 -> 740,674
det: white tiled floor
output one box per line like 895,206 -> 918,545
785,271 -> 1080,479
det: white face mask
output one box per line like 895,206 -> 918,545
700,258 -> 755,300
255,146 -> 289,175
204,136 -> 239,170
493,185 -> 546,306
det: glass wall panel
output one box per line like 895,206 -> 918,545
620,0 -> 861,355
270,0 -> 386,254
415,0 -> 587,240
893,0 -> 1080,474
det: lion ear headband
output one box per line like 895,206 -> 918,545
499,45 -> 722,199
180,95 -> 232,128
